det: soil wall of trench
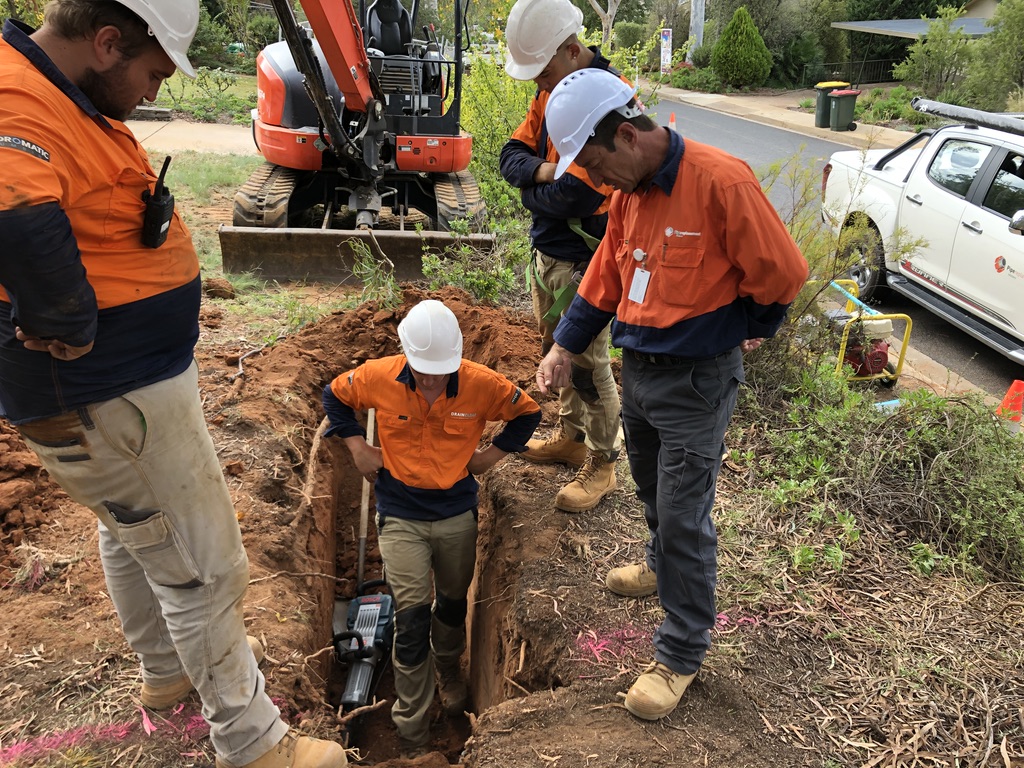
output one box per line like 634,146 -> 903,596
227,289 -> 813,768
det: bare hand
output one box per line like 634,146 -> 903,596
536,344 -> 573,395
467,445 -> 507,476
16,327 -> 93,361
349,440 -> 384,483
740,338 -> 764,354
533,162 -> 557,185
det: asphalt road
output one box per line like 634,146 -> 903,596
647,97 -> 1023,396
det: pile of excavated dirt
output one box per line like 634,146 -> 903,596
3,286 -> 1021,768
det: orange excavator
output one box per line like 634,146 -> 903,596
218,0 -> 492,281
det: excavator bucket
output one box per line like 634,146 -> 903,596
218,226 -> 495,283
219,163 -> 495,283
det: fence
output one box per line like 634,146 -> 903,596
800,59 -> 900,88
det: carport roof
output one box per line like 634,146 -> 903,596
831,17 -> 993,38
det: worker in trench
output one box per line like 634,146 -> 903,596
322,299 -> 541,757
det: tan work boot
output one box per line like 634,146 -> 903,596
624,661 -> 696,720
215,730 -> 348,768
554,451 -> 616,512
141,635 -> 265,709
436,663 -> 469,715
523,424 -> 587,467
605,562 -> 657,597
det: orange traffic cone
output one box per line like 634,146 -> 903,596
996,379 -> 1024,424
669,112 -> 677,132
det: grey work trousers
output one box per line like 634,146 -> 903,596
16,363 -> 287,766
620,347 -> 743,675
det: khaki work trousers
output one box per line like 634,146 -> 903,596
377,510 -> 477,748
17,364 -> 287,766
530,250 -> 621,460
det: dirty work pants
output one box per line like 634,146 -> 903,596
530,250 -> 621,461
620,348 -> 743,675
17,363 -> 287,766
377,510 -> 477,748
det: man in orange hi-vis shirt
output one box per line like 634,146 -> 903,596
537,68 -> 809,723
0,2 -> 345,766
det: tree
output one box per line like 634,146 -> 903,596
963,0 -> 1024,111
892,6 -> 973,101
711,5 -> 772,87
584,0 -> 622,46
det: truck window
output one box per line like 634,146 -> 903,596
983,151 -> 1024,219
927,139 -> 992,198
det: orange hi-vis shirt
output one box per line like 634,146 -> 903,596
500,48 -> 628,261
555,131 -> 809,359
510,87 -> 615,215
0,21 -> 201,423
329,354 -> 544,499
0,26 -> 198,309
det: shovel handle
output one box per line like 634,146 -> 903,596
357,409 -> 376,586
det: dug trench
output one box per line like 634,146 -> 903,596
0,287 -> 818,767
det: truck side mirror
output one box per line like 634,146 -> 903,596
1011,210 -> 1024,236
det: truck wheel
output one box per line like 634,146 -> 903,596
842,225 -> 887,302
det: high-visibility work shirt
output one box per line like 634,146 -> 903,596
324,356 -> 541,520
0,21 -> 200,423
499,47 -> 622,262
555,130 -> 809,359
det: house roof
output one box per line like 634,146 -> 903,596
831,17 -> 993,38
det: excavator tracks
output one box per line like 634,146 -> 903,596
233,162 -> 300,228
434,170 -> 486,231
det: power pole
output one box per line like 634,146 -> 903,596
687,0 -> 705,63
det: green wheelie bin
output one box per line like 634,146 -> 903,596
829,89 -> 861,132
813,81 -> 849,128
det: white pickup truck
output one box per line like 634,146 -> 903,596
820,98 -> 1024,366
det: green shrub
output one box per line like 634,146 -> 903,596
892,6 -> 973,100
189,5 -> 233,69
963,0 -> 1024,111
770,31 -> 823,88
690,42 -> 715,69
711,6 -> 773,88
247,12 -> 281,52
614,21 -> 646,51
670,66 -> 724,93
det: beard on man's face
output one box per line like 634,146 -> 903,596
78,60 -> 138,121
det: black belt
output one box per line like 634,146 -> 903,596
625,348 -> 737,366
626,349 -> 695,366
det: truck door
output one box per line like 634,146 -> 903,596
899,138 -> 992,289
947,149 -> 1024,340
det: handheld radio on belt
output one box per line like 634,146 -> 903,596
141,155 -> 175,248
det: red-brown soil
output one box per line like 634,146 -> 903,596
2,285 -> 1022,768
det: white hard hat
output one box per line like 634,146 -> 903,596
115,0 -> 199,78
547,68 -> 643,179
398,300 -> 463,375
504,0 -> 584,81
